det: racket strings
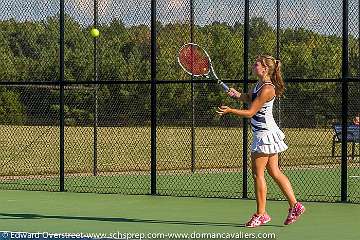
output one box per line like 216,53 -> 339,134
179,46 -> 210,76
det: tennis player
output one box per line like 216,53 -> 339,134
217,55 -> 305,228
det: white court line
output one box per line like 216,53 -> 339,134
349,175 -> 360,178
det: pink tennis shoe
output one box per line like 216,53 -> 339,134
284,202 -> 305,225
245,213 -> 271,228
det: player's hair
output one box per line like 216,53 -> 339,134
257,55 -> 285,96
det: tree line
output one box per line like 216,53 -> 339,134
0,15 -> 358,127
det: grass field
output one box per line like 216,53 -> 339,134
0,125 -> 358,203
0,125 -> 357,174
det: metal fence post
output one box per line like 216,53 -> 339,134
276,0 -> 282,132
59,0 -> 65,192
190,0 -> 196,173
151,0 -> 157,195
341,0 -> 349,202
242,0 -> 250,199
93,0 -> 99,176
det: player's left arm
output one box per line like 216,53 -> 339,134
217,85 -> 275,118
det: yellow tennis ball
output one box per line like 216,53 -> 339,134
90,28 -> 100,38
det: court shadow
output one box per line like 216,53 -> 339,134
0,213 -> 283,228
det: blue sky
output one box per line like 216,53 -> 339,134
0,0 -> 358,36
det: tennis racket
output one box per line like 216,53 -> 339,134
178,43 -> 229,92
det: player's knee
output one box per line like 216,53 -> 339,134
252,172 -> 265,180
268,169 -> 282,179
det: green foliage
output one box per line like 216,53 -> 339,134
0,87 -> 25,124
0,16 -> 356,127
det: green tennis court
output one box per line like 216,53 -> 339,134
1,190 -> 359,240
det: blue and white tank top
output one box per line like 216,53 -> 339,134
250,81 -> 278,133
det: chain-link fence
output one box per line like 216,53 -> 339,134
0,0 -> 358,203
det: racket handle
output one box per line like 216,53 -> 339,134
219,81 -> 229,92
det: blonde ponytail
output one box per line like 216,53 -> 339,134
273,59 -> 285,96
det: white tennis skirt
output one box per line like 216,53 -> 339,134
251,129 -> 288,154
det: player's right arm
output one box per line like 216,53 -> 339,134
227,87 -> 253,103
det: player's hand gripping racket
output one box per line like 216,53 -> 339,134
178,43 -> 229,92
